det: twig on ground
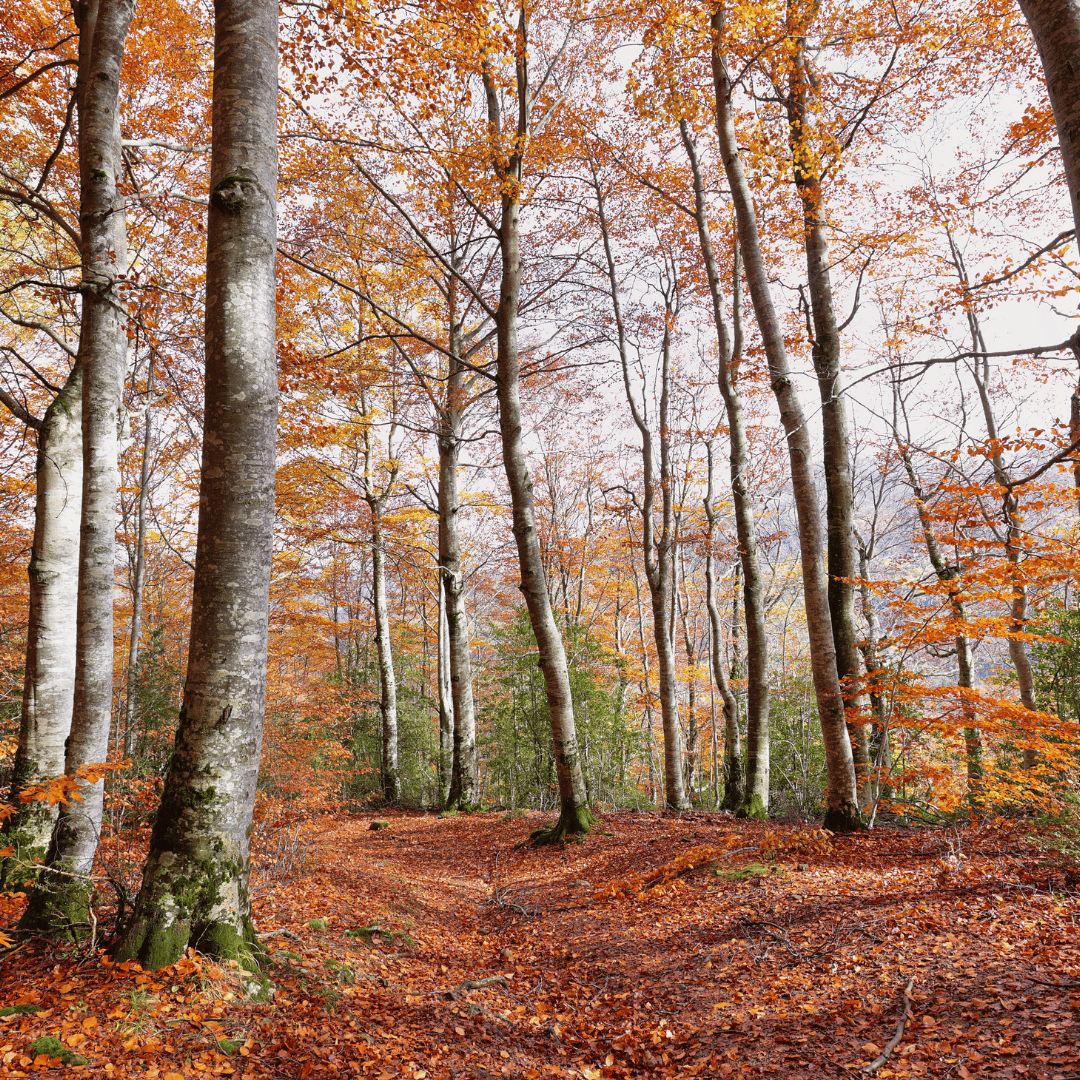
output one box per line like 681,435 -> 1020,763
863,977 -> 914,1074
444,975 -> 509,1001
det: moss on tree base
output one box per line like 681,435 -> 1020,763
736,793 -> 768,820
527,800 -> 596,846
16,872 -> 91,941
116,912 -> 267,972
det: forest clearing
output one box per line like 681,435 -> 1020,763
1,811 -> 1078,1080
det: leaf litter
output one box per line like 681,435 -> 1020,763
0,811 -> 1077,1080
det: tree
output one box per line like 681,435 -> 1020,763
0,362 -> 81,881
703,440 -> 743,809
710,4 -> 860,829
115,0 -> 277,970
355,384 -> 403,804
20,0 -> 137,936
592,171 -> 690,811
481,0 -> 595,840
1018,1 -> 1080,238
677,124 -> 770,817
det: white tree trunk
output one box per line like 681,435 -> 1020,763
20,0 -> 136,936
116,0 -> 277,970
2,362 -> 82,881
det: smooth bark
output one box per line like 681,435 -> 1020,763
711,5 -> 859,829
679,120 -> 768,815
1,362 -> 82,884
482,14 -> 593,840
1018,0 -> 1080,239
115,0 -> 277,970
593,173 -> 689,809
20,0 -> 135,936
437,572 -> 454,808
703,442 -> 743,811
441,310 -> 478,809
782,31 -> 870,806
123,356 -> 155,757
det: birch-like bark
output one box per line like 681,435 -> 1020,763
711,5 -> 859,828
20,0 -> 135,936
482,12 -> 592,839
679,120 -> 769,815
116,0 -> 277,970
123,356 -> 155,757
371,513 -> 399,802
703,441 -> 743,810
783,32 -> 870,806
441,308 -> 478,809
1,363 -> 81,882
437,573 -> 454,809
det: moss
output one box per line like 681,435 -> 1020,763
0,1004 -> 40,1017
28,1036 -> 88,1066
737,793 -> 768,820
17,872 -> 92,941
527,799 -> 596,847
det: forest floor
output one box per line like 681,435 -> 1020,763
0,810 -> 1078,1080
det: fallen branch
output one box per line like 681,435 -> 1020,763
1024,975 -> 1080,989
444,975 -> 509,1001
863,977 -> 914,1074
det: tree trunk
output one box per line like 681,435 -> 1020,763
20,0 -> 135,937
483,21 -> 593,841
123,355 -> 155,758
897,438 -> 983,803
441,322 -> 478,809
1018,0 -> 1080,238
703,442 -> 743,811
593,168 -> 689,811
114,0 -> 277,971
437,571 -> 454,809
1,363 -> 82,886
680,120 -> 769,816
782,32 -> 870,807
678,561 -> 699,800
711,5 -> 859,829
371,516 -> 399,803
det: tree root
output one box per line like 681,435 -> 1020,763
522,802 -> 596,847
823,800 -> 865,833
